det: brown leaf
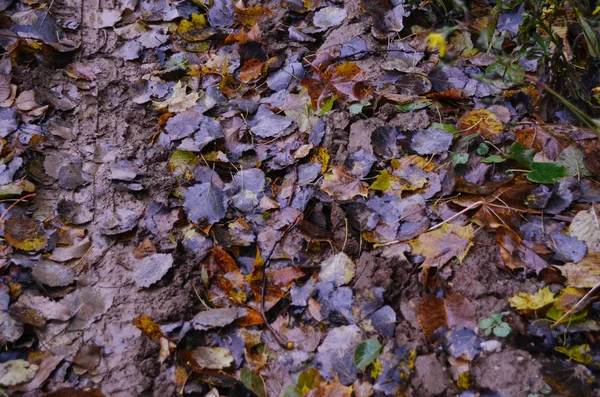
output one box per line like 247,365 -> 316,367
239,59 -> 264,83
4,216 -> 48,252
272,266 -> 305,287
321,166 -> 368,201
417,295 -> 447,339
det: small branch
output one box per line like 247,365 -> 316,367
427,200 -> 483,231
552,281 -> 600,327
0,193 -> 36,221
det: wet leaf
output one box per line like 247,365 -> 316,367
509,287 -> 556,312
183,183 -> 227,225
417,292 -> 476,338
240,368 -> 267,397
132,253 -> 174,288
4,216 -> 48,252
32,261 -> 74,287
191,307 -> 248,331
355,339 -> 382,370
555,344 -> 592,365
526,162 -> 567,184
248,105 -> 295,138
557,146 -> 593,177
410,128 -> 454,155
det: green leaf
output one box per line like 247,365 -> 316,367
348,101 -> 370,115
282,385 -> 302,397
240,368 -> 267,397
526,162 -> 567,184
557,146 -> 593,177
485,328 -> 492,336
485,62 -> 525,84
431,122 -> 459,135
508,142 -> 535,167
490,313 -> 504,323
451,152 -> 469,165
477,318 -> 494,329
354,339 -> 382,370
555,344 -> 592,364
546,305 -> 588,323
476,142 -> 490,155
395,101 -> 431,112
317,96 -> 337,116
482,155 -> 506,163
492,322 -> 511,337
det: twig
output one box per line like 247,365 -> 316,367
427,200 -> 484,231
552,281 -> 600,327
0,193 -> 36,221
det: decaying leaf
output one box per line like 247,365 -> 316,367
509,286 -> 556,313
457,109 -> 503,139
410,223 -> 474,280
318,252 -> 355,287
417,292 -> 476,339
569,206 -> 600,254
560,255 -> 600,288
0,359 -> 38,387
132,253 -> 174,288
321,166 -> 368,200
135,315 -> 163,340
4,216 -> 48,252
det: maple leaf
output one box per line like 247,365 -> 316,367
509,286 -> 556,312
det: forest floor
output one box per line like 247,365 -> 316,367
1,0 -> 600,396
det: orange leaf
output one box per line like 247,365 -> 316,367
239,59 -> 264,83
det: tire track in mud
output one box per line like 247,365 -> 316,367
26,1 -> 200,394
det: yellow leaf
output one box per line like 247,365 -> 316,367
427,32 -> 447,57
135,315 -> 163,340
509,287 -> 556,311
457,109 -> 504,140
310,147 -> 330,173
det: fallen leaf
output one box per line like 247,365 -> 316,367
240,368 -> 267,397
569,205 -> 600,254
193,347 -> 234,369
132,253 -> 174,288
191,307 -> 248,331
318,252 -> 355,287
457,109 -> 503,139
354,339 -> 382,370
410,223 -> 474,281
560,255 -> 600,288
135,315 -> 163,340
321,166 -> 368,200
0,359 -> 38,387
4,216 -> 48,252
509,286 -> 556,312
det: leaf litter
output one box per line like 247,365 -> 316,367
0,0 -> 600,395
